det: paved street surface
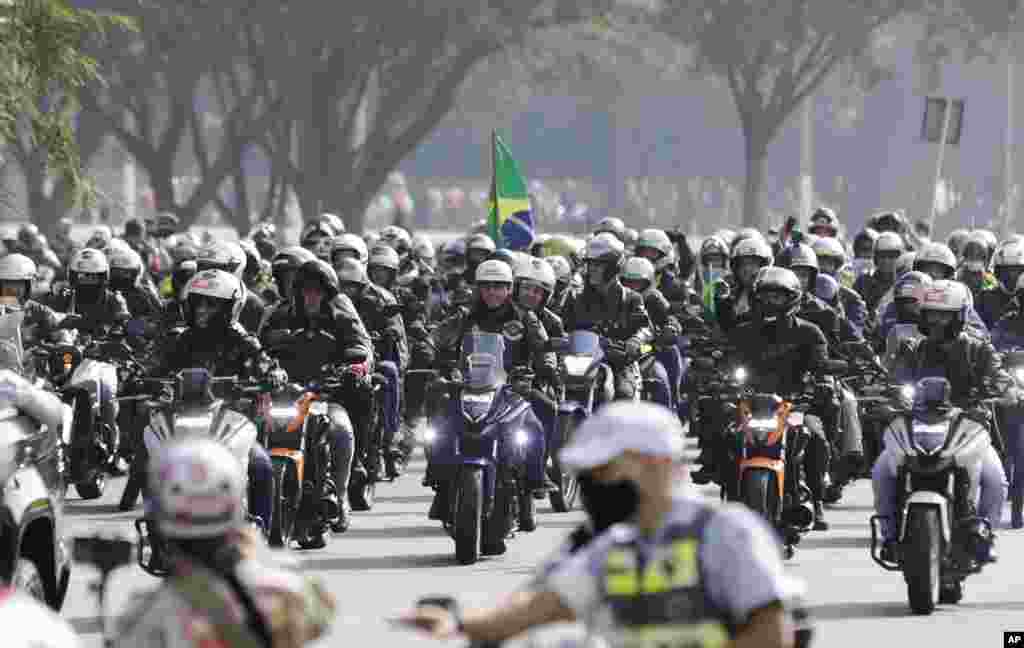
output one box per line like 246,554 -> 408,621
61,443 -> 1024,647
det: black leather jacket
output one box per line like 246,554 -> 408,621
900,333 -> 1014,405
351,283 -> 409,372
49,287 -> 130,336
149,322 -> 270,381
729,315 -> 829,397
432,300 -> 548,371
562,280 -> 653,347
260,293 -> 373,382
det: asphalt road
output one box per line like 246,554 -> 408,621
60,444 -> 1024,648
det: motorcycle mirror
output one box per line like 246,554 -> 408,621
417,595 -> 458,612
546,337 -> 569,353
133,519 -> 168,577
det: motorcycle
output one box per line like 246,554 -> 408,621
423,332 -> 541,564
546,330 -> 616,513
994,346 -> 1024,526
692,357 -> 820,559
133,368 -> 266,576
36,325 -> 142,500
261,374 -> 346,550
265,327 -> 380,512
869,377 -> 996,614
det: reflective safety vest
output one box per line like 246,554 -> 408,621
602,506 -> 730,648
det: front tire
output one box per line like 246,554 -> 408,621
904,506 -> 942,615
454,468 -> 483,565
741,468 -> 779,524
549,414 -> 579,513
268,460 -> 297,548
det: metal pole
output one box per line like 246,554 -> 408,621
800,95 -> 814,223
1006,25 -> 1016,235
929,97 -> 953,233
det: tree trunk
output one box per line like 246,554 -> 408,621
742,131 -> 768,229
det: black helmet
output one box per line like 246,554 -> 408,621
853,228 -> 879,258
753,267 -> 803,324
272,246 -> 317,299
294,259 -> 340,300
871,211 -> 906,235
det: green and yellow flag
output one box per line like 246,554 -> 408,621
487,132 -> 534,251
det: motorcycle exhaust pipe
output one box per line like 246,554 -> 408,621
782,503 -> 815,529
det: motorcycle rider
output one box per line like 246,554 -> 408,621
398,401 -> 800,648
50,248 -> 130,470
335,257 -> 409,479
464,233 -> 496,286
593,216 -> 627,243
695,235 -> 730,324
957,232 -> 998,303
724,267 -> 835,530
854,231 -> 904,325
261,259 -> 373,533
813,236 -> 868,336
239,240 -> 277,304
161,259 -> 198,329
990,273 -> 1024,528
300,221 -> 335,262
144,269 -> 281,530
331,233 -> 369,270
714,235 -> 774,333
0,253 -> 63,346
50,217 -> 80,270
561,235 -> 653,401
546,255 -> 575,316
195,241 -> 265,333
633,228 -> 692,311
619,256 -> 682,411
976,238 -> 1024,329
115,438 -> 335,648
876,271 -> 932,346
911,242 -> 990,340
428,258 -> 551,506
851,228 -> 879,280
876,279 -> 1009,560
106,242 -> 163,321
808,206 -> 840,238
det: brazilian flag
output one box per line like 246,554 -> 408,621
487,132 -> 534,251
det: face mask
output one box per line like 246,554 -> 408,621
578,474 -> 639,533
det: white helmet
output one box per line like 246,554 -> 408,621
411,234 -> 436,264
994,239 -> 1024,292
920,279 -> 969,312
368,244 -> 400,272
332,233 -> 369,265
515,256 -> 556,302
107,243 -> 144,289
913,242 -> 957,279
621,256 -> 656,288
874,231 -> 905,255
183,269 -> 245,326
380,226 -> 412,256
69,248 -> 110,287
475,259 -> 514,285
634,229 -> 675,272
811,236 -> 847,269
149,439 -> 246,539
335,257 -> 369,287
894,251 -> 917,278
547,256 -> 572,284
0,254 -> 37,282
196,241 -> 247,280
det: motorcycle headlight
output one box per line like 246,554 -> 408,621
744,418 -> 777,444
563,355 -> 591,376
514,428 -> 529,447
175,415 -> 213,434
734,367 -> 747,383
1014,368 -> 1024,384
269,406 -> 298,419
901,384 -> 915,401
418,426 -> 437,444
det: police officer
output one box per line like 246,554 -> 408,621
398,402 -> 801,648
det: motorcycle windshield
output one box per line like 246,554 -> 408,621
567,330 -> 601,356
911,419 -> 951,454
462,332 -> 505,390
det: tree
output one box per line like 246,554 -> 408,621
652,0 -> 917,227
77,0 -> 279,231
0,0 -> 127,221
248,0 -> 611,232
